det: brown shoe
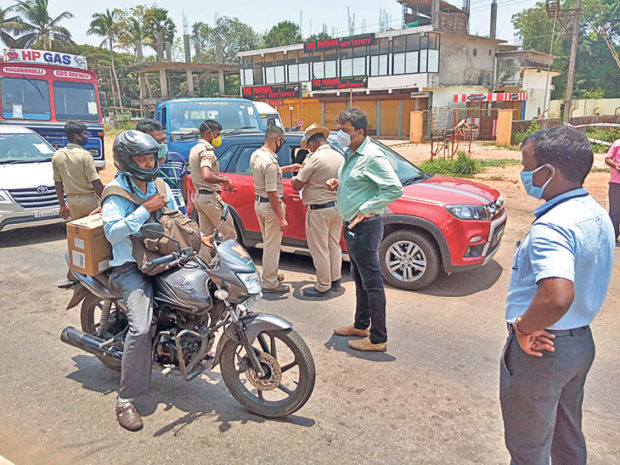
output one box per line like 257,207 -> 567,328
348,337 -> 387,352
263,283 -> 290,294
333,324 -> 370,337
116,402 -> 143,432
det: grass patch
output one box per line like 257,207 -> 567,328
482,142 -> 521,151
420,154 -> 521,176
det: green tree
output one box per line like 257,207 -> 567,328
12,0 -> 73,50
0,6 -> 23,48
88,9 -> 123,113
263,21 -> 302,48
192,16 -> 260,63
117,11 -> 147,63
305,32 -> 331,43
512,0 -> 620,99
144,6 -> 176,59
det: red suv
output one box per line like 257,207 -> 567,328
188,134 -> 506,291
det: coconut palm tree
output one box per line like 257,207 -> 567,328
13,0 -> 73,50
0,6 -> 23,48
88,10 -> 122,113
119,17 -> 146,63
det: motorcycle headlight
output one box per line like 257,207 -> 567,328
445,205 -> 490,221
237,272 -> 262,294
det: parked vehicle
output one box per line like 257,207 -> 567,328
253,101 -> 284,130
155,98 -> 263,160
0,126 -> 64,232
187,133 -> 507,291
60,207 -> 315,418
0,48 -> 105,168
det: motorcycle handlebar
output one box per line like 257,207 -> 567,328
147,253 -> 176,267
145,247 -> 195,267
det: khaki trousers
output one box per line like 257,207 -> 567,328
306,206 -> 343,292
195,192 -> 237,240
255,200 -> 285,289
67,194 -> 100,220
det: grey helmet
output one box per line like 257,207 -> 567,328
113,130 -> 160,182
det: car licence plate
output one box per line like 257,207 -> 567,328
34,208 -> 59,218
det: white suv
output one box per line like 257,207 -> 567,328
0,126 -> 64,232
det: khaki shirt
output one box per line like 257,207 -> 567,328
250,146 -> 284,198
51,143 -> 99,196
295,144 -> 343,206
189,138 -> 220,192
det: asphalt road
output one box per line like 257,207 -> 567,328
0,213 -> 618,465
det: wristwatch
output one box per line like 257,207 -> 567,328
513,316 -> 531,336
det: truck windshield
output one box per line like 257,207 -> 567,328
1,77 -> 51,120
169,100 -> 261,136
53,81 -> 99,121
0,132 -> 55,163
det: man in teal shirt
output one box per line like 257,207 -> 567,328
329,108 -> 403,352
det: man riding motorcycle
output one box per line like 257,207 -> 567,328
102,130 -> 178,431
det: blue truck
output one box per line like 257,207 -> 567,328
155,98 -> 264,160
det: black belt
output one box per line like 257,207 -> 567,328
343,214 -> 380,228
198,189 -> 221,195
507,323 -> 588,336
309,201 -> 336,210
256,195 -> 283,203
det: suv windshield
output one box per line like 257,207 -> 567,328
1,77 -> 51,120
0,132 -> 55,163
168,100 -> 261,141
53,81 -> 99,121
327,136 -> 426,185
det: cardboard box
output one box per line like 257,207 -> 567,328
67,214 -> 112,276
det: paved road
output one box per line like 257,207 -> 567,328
0,217 -> 618,465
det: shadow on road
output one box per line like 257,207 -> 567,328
0,223 -> 65,248
323,334 -> 396,362
66,354 -> 315,437
416,259 -> 504,297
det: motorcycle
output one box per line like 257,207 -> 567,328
60,205 -> 315,418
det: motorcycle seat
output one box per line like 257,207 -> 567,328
92,270 -> 121,299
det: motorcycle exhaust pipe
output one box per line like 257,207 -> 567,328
60,326 -> 123,360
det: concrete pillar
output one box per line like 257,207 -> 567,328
218,69 -> 225,96
496,108 -> 513,146
410,111 -> 424,143
165,42 -> 172,62
160,68 -> 168,98
376,101 -> 381,136
186,70 -> 194,97
431,0 -> 440,30
397,100 -> 403,137
490,0 -> 497,39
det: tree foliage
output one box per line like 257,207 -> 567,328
512,0 -> 620,99
12,0 -> 73,51
263,21 -> 302,48
305,32 -> 331,43
0,6 -> 22,48
192,16 -> 260,63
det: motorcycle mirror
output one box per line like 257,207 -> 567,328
141,222 -> 165,239
221,203 -> 230,221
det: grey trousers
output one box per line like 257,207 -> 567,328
109,263 -> 153,400
500,326 -> 595,465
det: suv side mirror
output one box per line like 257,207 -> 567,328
141,222 -> 165,239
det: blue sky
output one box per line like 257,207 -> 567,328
46,0 -> 537,50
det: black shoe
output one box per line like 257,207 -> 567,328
330,279 -> 344,292
303,287 -> 331,298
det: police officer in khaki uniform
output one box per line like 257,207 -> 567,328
292,123 -> 344,298
52,121 -> 103,220
188,119 -> 236,239
250,125 -> 300,294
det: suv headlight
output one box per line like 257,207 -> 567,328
445,205 -> 490,221
237,272 -> 262,294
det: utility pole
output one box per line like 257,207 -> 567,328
562,0 -> 581,124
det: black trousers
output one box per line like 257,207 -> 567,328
609,182 -> 620,239
344,216 -> 387,344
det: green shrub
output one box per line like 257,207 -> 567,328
419,152 -> 482,176
586,126 -> 620,153
513,120 -> 542,146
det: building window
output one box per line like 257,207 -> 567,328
392,36 -> 406,75
264,54 -> 275,84
312,52 -> 324,79
287,51 -> 298,83
244,68 -> 253,85
419,49 -> 428,73
369,38 -> 389,77
428,49 -> 439,73
405,51 -> 419,74
253,56 -> 264,85
274,52 -> 285,83
299,54 -> 311,81
340,48 -> 353,77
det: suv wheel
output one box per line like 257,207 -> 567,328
379,230 -> 441,290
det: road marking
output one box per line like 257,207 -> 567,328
0,455 -> 15,465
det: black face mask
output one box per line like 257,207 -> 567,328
275,139 -> 284,154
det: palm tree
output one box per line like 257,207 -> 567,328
0,6 -> 23,48
119,17 -> 146,63
13,0 -> 73,50
88,10 -> 122,114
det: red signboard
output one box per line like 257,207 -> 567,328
304,33 -> 375,52
242,84 -> 301,100
454,92 -> 528,103
312,76 -> 368,90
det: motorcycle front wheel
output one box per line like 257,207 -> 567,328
220,328 -> 315,418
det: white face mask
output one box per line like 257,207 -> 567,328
336,130 -> 352,148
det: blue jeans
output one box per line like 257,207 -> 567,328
344,216 -> 387,344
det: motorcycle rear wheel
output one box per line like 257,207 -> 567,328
220,328 -> 315,418
80,294 -> 125,372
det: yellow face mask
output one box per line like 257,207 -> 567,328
211,136 -> 222,147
